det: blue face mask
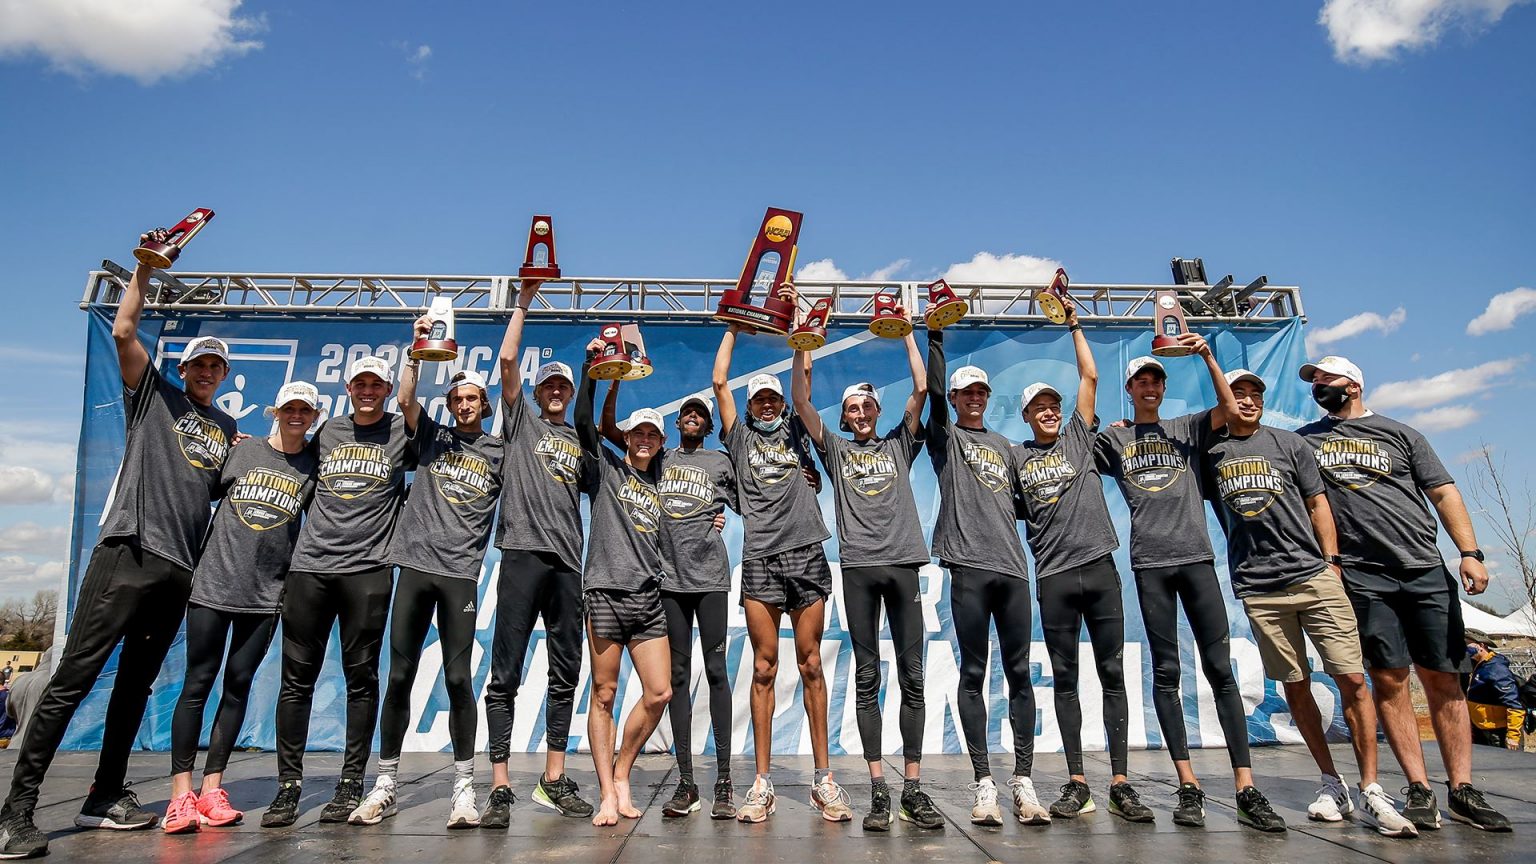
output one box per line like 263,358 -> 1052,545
749,415 -> 784,434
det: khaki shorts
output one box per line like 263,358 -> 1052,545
1241,570 -> 1364,683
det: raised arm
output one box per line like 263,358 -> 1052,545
1425,483 -> 1489,595
712,324 -> 741,435
112,240 -> 157,390
791,347 -> 825,448
925,330 -> 950,443
901,326 -> 927,437
1187,333 -> 1237,430
1066,301 -> 1097,424
498,279 -> 543,407
397,316 -> 428,434
599,375 -> 625,449
575,346 -> 602,459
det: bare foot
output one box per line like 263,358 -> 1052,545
615,778 -> 641,819
592,796 -> 619,827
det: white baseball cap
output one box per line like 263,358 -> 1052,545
1020,382 -> 1062,410
747,373 -> 783,399
534,360 -> 574,387
1125,356 -> 1166,383
265,381 -> 319,416
443,368 -> 489,396
347,355 -> 394,385
619,407 -> 665,435
948,365 -> 990,392
179,336 -> 229,366
1298,355 -> 1364,389
1225,368 -> 1267,391
841,382 -> 881,408
679,394 -> 713,415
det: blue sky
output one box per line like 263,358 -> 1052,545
0,1 -> 1532,607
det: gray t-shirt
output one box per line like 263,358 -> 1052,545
656,447 -> 736,593
289,413 -> 413,574
1295,413 -> 1455,569
722,417 -> 830,561
583,444 -> 665,592
191,438 -> 318,613
1013,413 -> 1120,578
494,393 -> 592,573
1203,424 -> 1327,597
1095,411 -> 1216,570
816,423 -> 929,568
390,413 -> 505,581
98,364 -> 238,571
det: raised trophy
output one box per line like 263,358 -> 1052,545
411,297 -> 459,361
868,292 -> 912,339
590,323 -> 654,381
713,207 -> 801,335
1150,290 -> 1194,357
618,323 -> 653,381
1038,267 -> 1071,325
787,297 -> 833,351
134,208 -> 215,269
520,215 -> 561,280
924,279 -> 967,329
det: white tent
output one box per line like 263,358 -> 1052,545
1462,601 -> 1536,638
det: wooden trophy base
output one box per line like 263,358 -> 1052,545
869,316 -> 913,339
133,243 -> 177,269
786,325 -> 826,351
1038,293 -> 1068,325
924,298 -> 968,330
410,340 -> 459,362
1151,336 -> 1194,358
589,357 -> 632,380
621,357 -> 654,381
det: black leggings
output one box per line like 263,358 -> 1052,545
1135,561 -> 1251,768
842,565 -> 926,763
661,591 -> 731,778
1039,555 -> 1129,777
171,605 -> 277,774
948,565 -> 1035,780
275,568 -> 392,782
379,568 -> 480,762
485,550 -> 584,762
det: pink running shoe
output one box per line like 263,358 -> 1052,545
197,787 -> 244,827
163,791 -> 201,834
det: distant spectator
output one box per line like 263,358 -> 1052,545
1,664 -> 12,685
0,685 -> 13,746
1464,630 -> 1525,750
6,648 -> 53,748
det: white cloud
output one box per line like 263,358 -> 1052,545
1318,0 -> 1531,65
1456,444 -> 1494,464
942,252 -> 1064,284
0,425 -> 77,476
1467,286 -> 1536,336
0,0 -> 264,85
400,42 -> 431,80
1403,404 -> 1481,431
1369,356 -> 1524,409
0,468 -> 54,505
796,259 -> 848,282
0,556 -> 66,590
860,259 -> 910,282
0,522 -> 68,556
1306,306 -> 1407,353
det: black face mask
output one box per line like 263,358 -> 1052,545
1312,383 -> 1352,413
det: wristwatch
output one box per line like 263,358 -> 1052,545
1325,555 -> 1343,566
1461,549 -> 1486,562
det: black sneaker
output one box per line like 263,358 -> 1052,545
663,777 -> 700,818
1236,786 -> 1287,833
710,777 -> 736,820
1108,782 -> 1154,823
863,782 -> 892,832
318,778 -> 364,824
478,785 -> 515,830
899,782 -> 945,830
1402,782 -> 1441,830
1448,783 -> 1512,832
0,811 -> 47,859
1172,783 -> 1205,827
533,774 -> 594,818
261,780 -> 302,828
75,785 -> 156,830
1050,780 -> 1095,818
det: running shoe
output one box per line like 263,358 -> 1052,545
1358,783 -> 1417,838
1108,781 -> 1154,823
1448,783 -> 1512,832
261,780 -> 302,828
1235,785 -> 1287,833
1401,782 -> 1440,830
736,778 -> 776,823
76,785 -> 157,830
478,785 -> 515,830
0,811 -> 47,859
1050,780 -> 1096,819
162,791 -> 200,835
662,777 -> 700,817
348,778 -> 397,826
1306,774 -> 1353,822
811,776 -> 853,822
863,782 -> 892,832
1172,783 -> 1205,828
968,777 -> 1002,826
447,778 -> 480,829
1006,775 -> 1050,825
533,774 -> 594,818
711,777 -> 736,820
197,787 -> 242,827
320,777 -> 364,824
899,782 -> 944,830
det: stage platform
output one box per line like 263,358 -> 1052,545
4,743 -> 1528,862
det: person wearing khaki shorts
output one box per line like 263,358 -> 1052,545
1203,370 -> 1417,838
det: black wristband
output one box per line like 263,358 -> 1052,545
1068,323 -> 1082,332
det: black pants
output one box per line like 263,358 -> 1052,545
1,541 -> 190,818
948,565 -> 1035,780
1134,561 -> 1251,768
842,565 -> 926,763
485,550 -> 584,762
275,568 -> 392,782
1471,727 -> 1511,748
1038,554 -> 1129,777
661,591 -> 731,778
379,567 -> 479,762
171,604 -> 278,774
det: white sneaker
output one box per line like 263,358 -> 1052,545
447,779 -> 480,830
969,777 -> 1002,826
1359,783 -> 1418,838
1307,774 -> 1354,823
1006,775 -> 1051,825
348,777 -> 398,826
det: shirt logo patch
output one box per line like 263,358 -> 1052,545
534,432 -> 583,484
174,412 -> 229,471
660,463 -> 716,519
318,441 -> 393,499
747,437 -> 799,485
840,447 -> 897,497
1120,435 -> 1187,493
1216,455 -> 1286,517
1017,450 -> 1078,504
229,466 -> 303,531
961,440 -> 1008,493
1313,436 -> 1392,491
619,475 -> 662,534
431,449 -> 496,505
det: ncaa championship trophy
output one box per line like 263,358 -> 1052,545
411,297 -> 459,361
521,215 -> 561,280
713,207 -> 801,335
924,278 -> 967,329
867,292 -> 912,338
590,323 -> 654,381
787,297 -> 833,351
1038,267 -> 1072,325
1150,290 -> 1194,357
134,208 -> 215,269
